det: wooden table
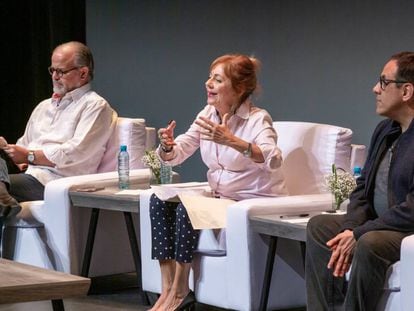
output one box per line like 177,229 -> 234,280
250,212 -> 316,311
0,258 -> 90,310
69,183 -> 148,302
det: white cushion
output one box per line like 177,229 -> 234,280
97,117 -> 147,172
274,121 -> 353,195
384,262 -> 401,291
346,261 -> 400,292
6,201 -> 45,228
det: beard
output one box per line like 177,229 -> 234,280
53,82 -> 68,96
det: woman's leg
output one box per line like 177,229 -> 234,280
149,259 -> 175,311
148,194 -> 179,311
161,262 -> 192,311
158,203 -> 199,310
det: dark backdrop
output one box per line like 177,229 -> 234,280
86,0 -> 414,182
1,1 -> 85,143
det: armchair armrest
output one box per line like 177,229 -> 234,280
145,127 -> 156,150
223,194 -> 332,308
40,169 -> 152,273
400,234 -> 414,311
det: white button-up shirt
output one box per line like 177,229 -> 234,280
161,102 -> 288,201
17,83 -> 117,185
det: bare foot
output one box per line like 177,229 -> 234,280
160,290 -> 191,311
148,290 -> 170,311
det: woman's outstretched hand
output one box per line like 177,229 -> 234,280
158,120 -> 176,151
196,113 -> 233,145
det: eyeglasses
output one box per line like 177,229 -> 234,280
48,66 -> 80,78
379,76 -> 408,90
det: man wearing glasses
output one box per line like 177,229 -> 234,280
0,41 -> 116,220
306,52 -> 414,310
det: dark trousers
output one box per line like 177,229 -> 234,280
9,173 -> 44,202
0,155 -> 44,202
305,214 -> 410,311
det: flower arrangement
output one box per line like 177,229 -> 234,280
325,164 -> 357,211
142,149 -> 161,184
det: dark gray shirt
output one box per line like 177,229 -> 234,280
373,138 -> 400,217
373,148 -> 390,217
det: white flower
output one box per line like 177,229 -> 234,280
325,164 -> 357,210
142,150 -> 161,183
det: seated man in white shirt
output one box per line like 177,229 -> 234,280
0,41 -> 117,220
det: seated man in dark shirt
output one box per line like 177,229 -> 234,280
306,51 -> 414,310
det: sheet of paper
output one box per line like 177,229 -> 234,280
179,194 -> 235,229
115,189 -> 149,196
280,217 -> 311,224
151,182 -> 211,201
158,182 -> 209,188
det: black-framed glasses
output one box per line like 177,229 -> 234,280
48,66 -> 80,78
379,76 -> 408,90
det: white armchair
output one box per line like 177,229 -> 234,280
2,117 -> 156,276
140,121 -> 366,311
375,230 -> 414,311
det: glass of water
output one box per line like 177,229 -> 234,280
160,162 -> 173,184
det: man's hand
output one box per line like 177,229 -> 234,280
326,229 -> 356,277
3,144 -> 28,164
0,136 -> 7,148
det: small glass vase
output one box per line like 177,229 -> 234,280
150,169 -> 161,185
150,163 -> 172,185
330,194 -> 342,213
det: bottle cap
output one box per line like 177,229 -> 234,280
120,145 -> 127,152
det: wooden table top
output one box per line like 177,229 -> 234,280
0,258 -> 90,304
250,211 -> 344,242
69,182 -> 149,213
250,213 -> 315,242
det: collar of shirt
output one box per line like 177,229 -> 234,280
211,100 -> 252,125
234,100 -> 252,120
51,83 -> 92,107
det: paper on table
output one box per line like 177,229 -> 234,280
280,217 -> 311,224
151,182 -> 211,201
179,194 -> 235,229
115,189 -> 149,196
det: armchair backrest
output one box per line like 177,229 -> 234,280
97,117 -> 156,173
274,121 -> 353,195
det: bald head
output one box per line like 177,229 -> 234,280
53,41 -> 94,81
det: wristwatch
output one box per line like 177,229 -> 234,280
28,150 -> 35,164
160,144 -> 173,153
242,143 -> 252,158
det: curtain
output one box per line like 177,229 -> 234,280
0,0 -> 85,143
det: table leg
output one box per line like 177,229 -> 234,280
124,212 -> 149,305
259,236 -> 278,311
81,208 -> 100,277
123,212 -> 141,279
51,299 -> 65,311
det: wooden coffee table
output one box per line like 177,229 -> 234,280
250,212 -> 315,311
250,211 -> 345,311
0,258 -> 90,310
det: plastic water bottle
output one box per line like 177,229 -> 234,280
118,145 -> 130,189
353,166 -> 362,180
